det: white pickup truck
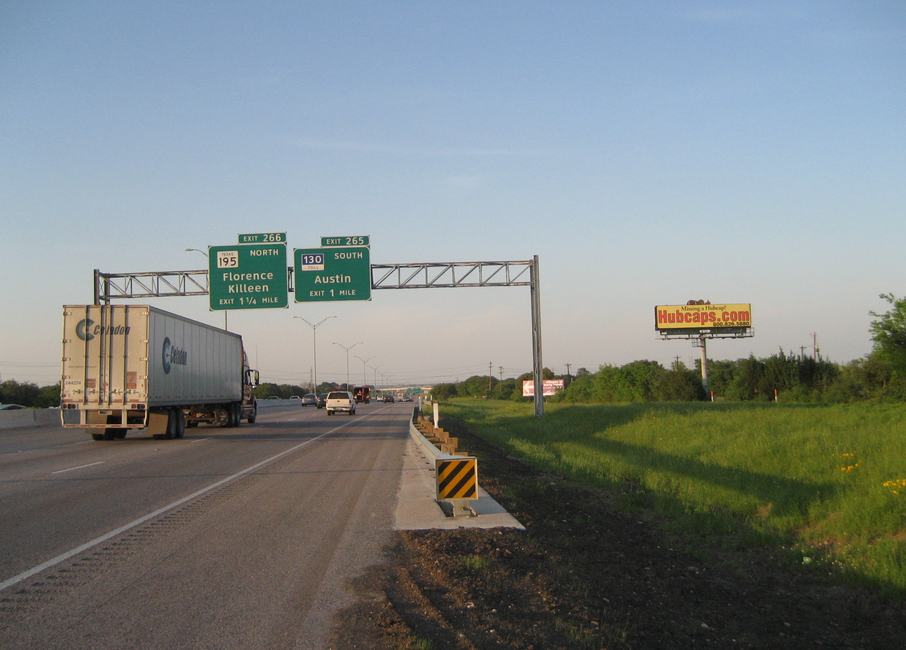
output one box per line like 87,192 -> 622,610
325,391 -> 356,416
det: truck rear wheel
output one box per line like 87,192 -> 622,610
228,403 -> 241,427
163,408 -> 185,440
174,409 -> 186,439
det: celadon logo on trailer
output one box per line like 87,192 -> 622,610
161,337 -> 188,374
76,319 -> 131,341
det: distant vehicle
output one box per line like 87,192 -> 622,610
317,393 -> 328,409
289,395 -> 301,400
301,394 -> 318,407
266,396 -> 280,400
0,404 -> 26,410
326,391 -> 356,416
353,386 -> 371,404
383,395 -> 395,403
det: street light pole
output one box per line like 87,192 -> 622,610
356,355 -> 375,390
333,341 -> 362,389
185,248 -> 227,330
294,316 -> 336,394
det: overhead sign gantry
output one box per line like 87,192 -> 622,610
92,235 -> 546,416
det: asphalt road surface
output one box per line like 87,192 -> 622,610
0,401 -> 411,649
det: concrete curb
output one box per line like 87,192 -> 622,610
394,439 -> 525,530
401,406 -> 524,530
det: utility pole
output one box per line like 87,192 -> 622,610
812,332 -> 818,361
489,361 -> 493,394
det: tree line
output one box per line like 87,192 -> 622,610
432,294 -> 906,404
7,295 -> 906,407
432,351 -> 903,404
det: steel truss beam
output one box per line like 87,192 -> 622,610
94,269 -> 208,303
370,260 -> 534,290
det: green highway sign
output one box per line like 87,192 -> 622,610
321,235 -> 369,248
238,232 -> 287,244
209,243 -> 288,310
294,246 -> 371,302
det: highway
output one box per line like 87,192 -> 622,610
0,401 -> 411,650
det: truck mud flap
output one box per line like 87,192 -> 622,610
147,411 -> 169,437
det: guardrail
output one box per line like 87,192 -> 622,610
409,407 -> 479,517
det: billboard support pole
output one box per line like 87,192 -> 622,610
699,336 -> 709,396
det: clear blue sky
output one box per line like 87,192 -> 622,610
2,2 -> 904,388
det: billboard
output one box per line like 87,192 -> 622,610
655,303 -> 752,334
522,379 -> 565,397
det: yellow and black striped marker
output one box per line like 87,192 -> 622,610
436,457 -> 478,500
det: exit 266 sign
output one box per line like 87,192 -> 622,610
208,243 -> 288,310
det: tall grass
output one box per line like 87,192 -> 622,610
441,399 -> 906,596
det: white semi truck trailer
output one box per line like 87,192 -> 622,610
61,305 -> 258,441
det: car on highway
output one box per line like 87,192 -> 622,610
300,394 -> 318,407
382,395 -> 395,403
317,393 -> 328,409
289,395 -> 301,400
0,404 -> 26,410
325,391 -> 356,416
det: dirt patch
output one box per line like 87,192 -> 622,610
331,418 -> 906,649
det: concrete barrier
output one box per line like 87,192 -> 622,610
255,399 -> 306,410
0,398 -> 299,431
0,409 -> 61,430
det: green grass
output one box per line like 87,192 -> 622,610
440,399 -> 906,597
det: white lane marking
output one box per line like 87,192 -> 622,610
51,462 -> 104,475
0,419 -> 356,593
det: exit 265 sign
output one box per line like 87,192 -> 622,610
294,237 -> 371,302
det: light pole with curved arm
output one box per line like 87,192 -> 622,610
185,248 -> 227,330
294,316 -> 336,393
355,355 -> 375,392
369,364 -> 382,394
333,341 -> 362,389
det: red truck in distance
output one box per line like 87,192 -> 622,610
353,386 -> 371,403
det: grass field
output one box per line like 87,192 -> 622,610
440,399 -> 906,597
